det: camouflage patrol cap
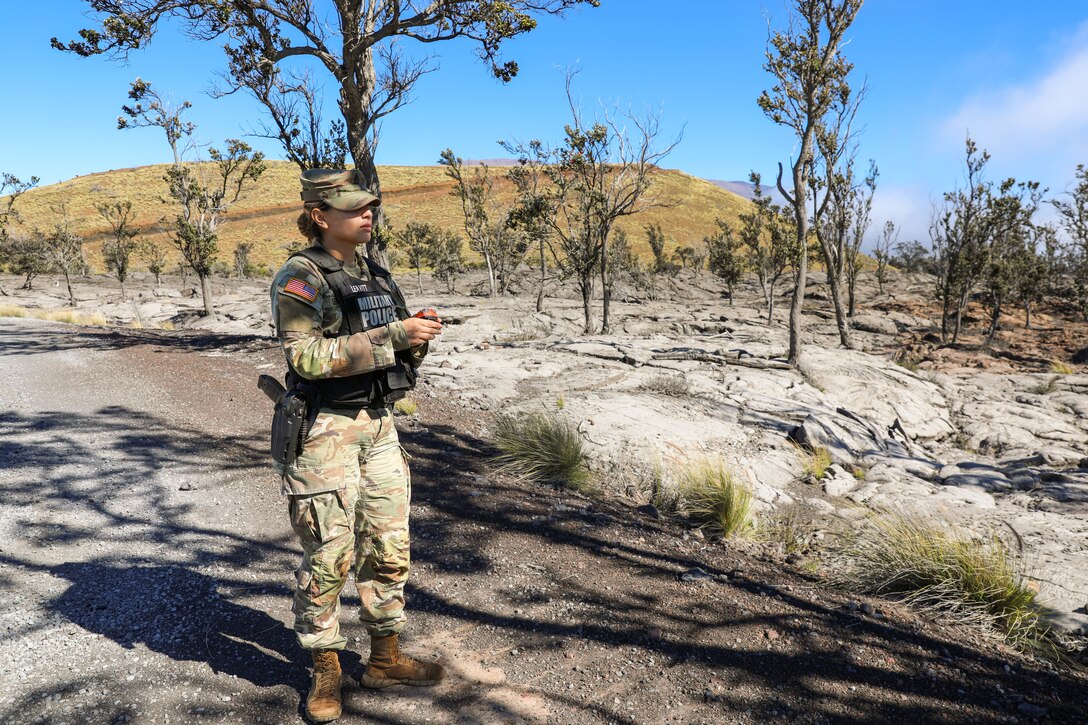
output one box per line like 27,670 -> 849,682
300,169 -> 380,211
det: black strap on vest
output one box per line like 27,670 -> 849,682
286,245 -> 415,409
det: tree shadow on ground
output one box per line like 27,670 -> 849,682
396,416 -> 1088,723
0,319 -> 271,358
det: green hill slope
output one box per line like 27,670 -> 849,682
6,161 -> 750,274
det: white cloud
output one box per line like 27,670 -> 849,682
941,40 -> 1088,163
867,184 -> 933,251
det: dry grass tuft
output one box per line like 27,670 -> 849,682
1050,360 -> 1075,375
0,304 -> 28,318
639,373 -> 691,397
1029,376 -> 1060,395
796,444 -> 832,480
637,454 -> 682,514
759,505 -> 815,555
0,304 -> 107,326
394,398 -> 419,416
492,410 -> 593,492
677,457 -> 755,538
838,511 -> 1048,646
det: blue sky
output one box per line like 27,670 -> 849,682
2,1 -> 1087,245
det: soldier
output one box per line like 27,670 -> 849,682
269,169 -> 445,723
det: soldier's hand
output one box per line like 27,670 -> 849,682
402,316 -> 443,346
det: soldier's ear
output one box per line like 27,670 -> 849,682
310,207 -> 329,230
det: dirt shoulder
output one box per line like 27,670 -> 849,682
0,317 -> 1085,724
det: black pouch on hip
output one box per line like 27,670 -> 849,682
270,386 -> 318,465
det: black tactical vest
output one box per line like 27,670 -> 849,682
287,245 -> 417,409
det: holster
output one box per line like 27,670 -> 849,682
270,384 -> 320,465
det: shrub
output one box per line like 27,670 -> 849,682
639,373 -> 690,397
637,454 -> 682,514
394,398 -> 419,416
838,511 -> 1047,646
759,505 -> 813,555
492,411 -> 592,492
678,458 -> 755,538
1029,376 -> 1060,395
796,444 -> 832,480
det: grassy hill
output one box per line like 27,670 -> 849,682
5,161 -> 751,274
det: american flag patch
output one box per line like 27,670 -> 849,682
283,277 -> 318,303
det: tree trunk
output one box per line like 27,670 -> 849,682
484,253 -> 496,297
787,188 -> 808,365
847,275 -> 857,317
766,287 -> 776,325
120,281 -> 126,301
63,270 -> 76,307
728,283 -> 734,306
986,299 -> 1001,344
600,261 -> 611,335
821,243 -> 854,349
341,32 -> 389,270
199,273 -> 215,317
536,239 -> 546,313
579,274 -> 595,334
1024,301 -> 1031,329
416,267 -> 423,295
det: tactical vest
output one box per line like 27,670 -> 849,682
287,245 -> 417,409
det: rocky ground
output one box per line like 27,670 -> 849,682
0,267 -> 1086,724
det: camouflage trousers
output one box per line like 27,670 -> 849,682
279,406 -> 411,651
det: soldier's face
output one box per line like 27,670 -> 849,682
314,203 -> 377,247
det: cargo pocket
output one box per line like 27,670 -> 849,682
399,445 -> 413,505
288,495 -> 322,543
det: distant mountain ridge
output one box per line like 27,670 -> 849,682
706,178 -> 789,206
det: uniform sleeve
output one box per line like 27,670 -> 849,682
270,260 -> 401,380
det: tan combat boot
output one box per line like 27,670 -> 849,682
360,634 -> 445,688
305,649 -> 342,723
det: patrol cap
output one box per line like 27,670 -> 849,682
299,169 -> 380,211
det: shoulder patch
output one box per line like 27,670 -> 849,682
282,277 -> 318,303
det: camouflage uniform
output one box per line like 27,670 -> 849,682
271,250 -> 426,651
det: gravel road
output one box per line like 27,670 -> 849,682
1,317 -> 1085,725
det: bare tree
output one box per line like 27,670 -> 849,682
980,178 -> 1043,344
96,199 -> 140,299
138,238 -> 169,286
1015,223 -> 1057,329
119,80 -> 266,316
0,173 -> 40,295
440,150 -> 525,297
931,137 -> 995,342
531,75 -> 679,334
504,139 -> 557,313
758,0 -> 864,364
1,173 -> 38,241
57,1 -> 597,266
873,220 -> 897,295
395,220 -> 436,295
429,228 -> 464,294
706,219 -> 744,304
645,223 -> 673,275
1052,163 -> 1088,320
41,207 -> 88,307
738,173 -> 793,324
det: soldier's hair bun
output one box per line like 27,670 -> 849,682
297,209 -> 321,243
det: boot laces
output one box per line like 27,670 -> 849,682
313,668 -> 340,699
